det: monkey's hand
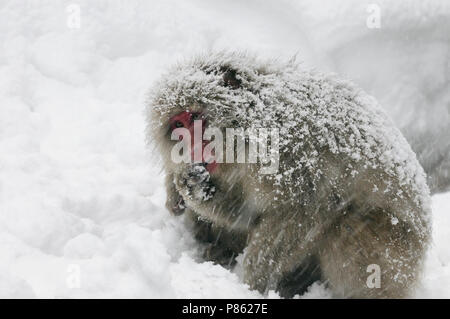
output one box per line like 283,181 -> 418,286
169,194 -> 186,216
175,164 -> 216,203
165,173 -> 186,216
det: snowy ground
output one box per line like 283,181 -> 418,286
0,0 -> 449,298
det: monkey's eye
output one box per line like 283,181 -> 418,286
191,113 -> 201,121
174,121 -> 184,128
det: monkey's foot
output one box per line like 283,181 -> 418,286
203,244 -> 237,268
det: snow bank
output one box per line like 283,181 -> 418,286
416,193 -> 450,298
0,0 -> 449,298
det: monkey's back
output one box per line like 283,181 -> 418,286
148,52 -> 432,297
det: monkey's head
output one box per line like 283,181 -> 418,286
146,52 -> 280,176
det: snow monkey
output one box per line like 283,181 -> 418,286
147,52 -> 431,298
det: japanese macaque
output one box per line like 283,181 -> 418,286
147,52 -> 431,298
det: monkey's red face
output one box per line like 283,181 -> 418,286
169,111 -> 218,173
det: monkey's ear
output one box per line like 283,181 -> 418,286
222,68 -> 241,89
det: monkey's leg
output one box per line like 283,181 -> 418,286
276,255 -> 322,298
185,209 -> 247,267
318,207 -> 425,298
243,211 -> 323,298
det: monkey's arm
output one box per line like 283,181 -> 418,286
166,167 -> 247,266
173,164 -> 257,229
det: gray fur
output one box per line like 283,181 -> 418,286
147,52 -> 431,298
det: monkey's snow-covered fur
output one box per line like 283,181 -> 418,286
147,52 -> 431,298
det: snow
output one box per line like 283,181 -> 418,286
0,0 -> 449,298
